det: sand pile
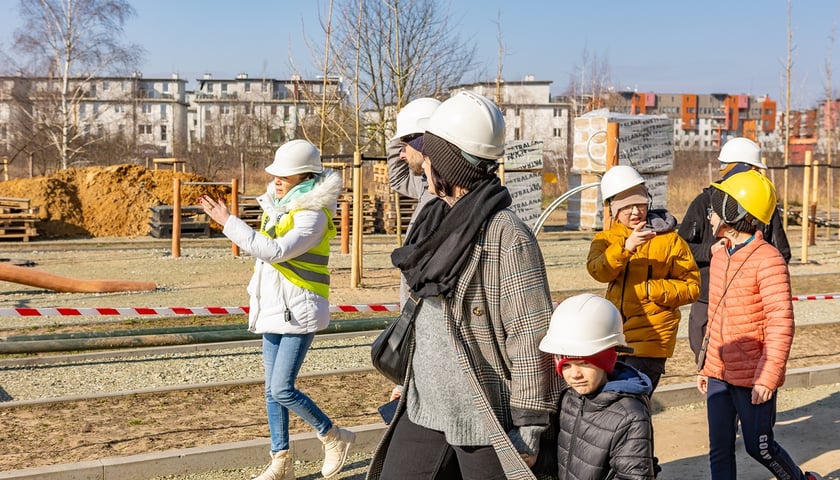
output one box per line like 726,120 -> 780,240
0,165 -> 230,238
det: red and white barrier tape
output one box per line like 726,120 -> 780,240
0,304 -> 401,317
0,295 -> 836,317
791,294 -> 838,301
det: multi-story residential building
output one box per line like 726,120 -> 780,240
448,77 -> 573,179
0,72 -> 345,166
608,91 -> 780,152
0,73 -> 189,160
815,99 -> 840,159
188,73 -> 345,152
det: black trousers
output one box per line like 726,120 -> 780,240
688,300 -> 709,362
379,412 -> 506,480
618,355 -> 666,392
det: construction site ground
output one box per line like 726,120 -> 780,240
0,166 -> 837,478
0,228 -> 838,478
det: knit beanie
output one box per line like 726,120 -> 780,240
721,162 -> 751,180
406,135 -> 424,152
422,132 -> 495,190
609,184 -> 649,217
555,347 -> 618,375
710,188 -> 757,234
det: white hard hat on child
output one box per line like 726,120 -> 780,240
425,91 -> 506,160
265,139 -> 323,177
539,293 -> 629,357
599,165 -> 645,201
392,97 -> 441,141
718,137 -> 766,169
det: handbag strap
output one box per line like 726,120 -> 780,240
387,294 -> 422,351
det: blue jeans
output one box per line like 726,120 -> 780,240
706,378 -> 805,480
263,333 -> 332,453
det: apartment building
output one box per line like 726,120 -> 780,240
449,77 -> 573,175
0,72 -> 345,164
189,73 -> 345,152
0,73 -> 189,160
608,91 -> 780,153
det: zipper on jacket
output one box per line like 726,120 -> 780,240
562,398 -> 585,480
619,268 -> 629,321
718,253 -> 732,378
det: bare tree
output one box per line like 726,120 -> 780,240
564,45 -> 614,114
324,0 -> 478,155
11,0 -> 143,170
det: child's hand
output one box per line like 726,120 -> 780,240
625,223 -> 656,253
696,374 -> 708,394
752,384 -> 773,404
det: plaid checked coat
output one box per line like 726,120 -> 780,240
366,209 -> 562,480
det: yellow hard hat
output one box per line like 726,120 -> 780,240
711,170 -> 777,225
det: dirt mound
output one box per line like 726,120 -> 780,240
0,165 -> 229,238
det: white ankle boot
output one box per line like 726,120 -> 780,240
318,425 -> 356,478
253,449 -> 294,480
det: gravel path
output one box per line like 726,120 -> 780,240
0,333 -> 379,403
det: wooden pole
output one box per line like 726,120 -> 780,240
240,152 -> 246,194
350,150 -> 363,288
603,122 -> 620,230
810,160 -> 818,245
394,191 -> 403,246
801,152 -> 811,263
341,201 -> 350,254
498,153 -> 506,186
231,178 -> 240,257
172,178 -> 182,258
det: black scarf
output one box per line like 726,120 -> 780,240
391,177 -> 511,298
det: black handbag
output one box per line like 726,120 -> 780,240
371,295 -> 422,385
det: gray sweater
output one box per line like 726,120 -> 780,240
407,296 -> 492,445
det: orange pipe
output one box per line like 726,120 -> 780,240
0,263 -> 156,293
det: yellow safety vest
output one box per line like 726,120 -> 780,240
260,208 -> 335,299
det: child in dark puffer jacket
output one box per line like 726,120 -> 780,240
539,293 -> 655,480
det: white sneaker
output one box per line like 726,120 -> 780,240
318,425 -> 356,478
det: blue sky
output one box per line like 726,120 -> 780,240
0,0 -> 838,109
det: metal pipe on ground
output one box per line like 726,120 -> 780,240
0,317 -> 394,354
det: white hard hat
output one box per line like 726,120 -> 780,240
599,165 -> 645,201
425,91 -> 505,160
265,139 -> 323,177
391,97 -> 441,141
719,137 -> 766,169
539,293 -> 628,357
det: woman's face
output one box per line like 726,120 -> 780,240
422,155 -> 437,196
558,358 -> 608,395
273,173 -> 308,199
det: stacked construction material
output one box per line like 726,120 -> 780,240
148,205 -> 210,238
0,197 -> 39,241
372,162 -> 417,236
567,109 -> 674,230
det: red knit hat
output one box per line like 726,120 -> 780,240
555,347 -> 618,375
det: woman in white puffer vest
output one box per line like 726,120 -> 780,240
200,139 -> 354,480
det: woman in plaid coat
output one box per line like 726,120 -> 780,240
367,92 -> 561,480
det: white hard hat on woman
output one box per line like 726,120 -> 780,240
422,91 -> 506,190
265,139 -> 323,177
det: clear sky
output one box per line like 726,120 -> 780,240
0,0 -> 838,109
